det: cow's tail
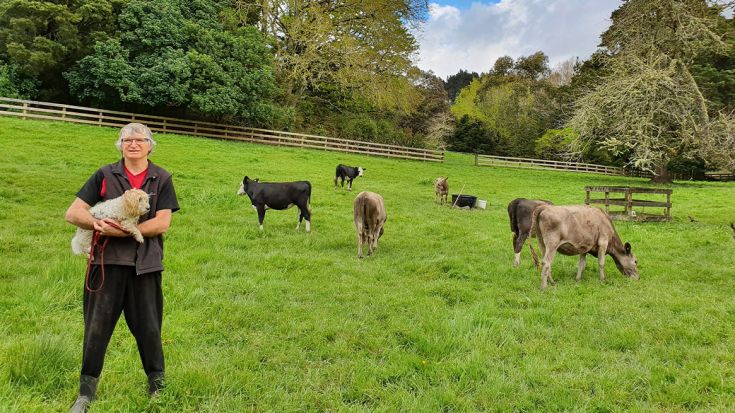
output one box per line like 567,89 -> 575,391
353,195 -> 368,231
530,204 -> 547,238
508,200 -> 518,234
334,166 -> 339,186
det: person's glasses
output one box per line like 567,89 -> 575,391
122,138 -> 150,146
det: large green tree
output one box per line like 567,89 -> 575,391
451,53 -> 561,157
568,0 -> 735,182
237,0 -> 427,108
0,0 -> 126,100
65,0 -> 286,127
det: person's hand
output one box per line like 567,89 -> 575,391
93,219 -> 131,238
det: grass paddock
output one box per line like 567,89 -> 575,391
1,117 -> 735,412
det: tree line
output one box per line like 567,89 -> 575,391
0,0 -> 446,148
1,0 -> 733,182
445,0 -> 735,182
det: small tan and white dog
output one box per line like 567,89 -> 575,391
71,189 -> 150,255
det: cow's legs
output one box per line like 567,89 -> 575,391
256,205 -> 266,231
576,254 -> 587,281
297,203 -> 311,233
371,227 -> 380,254
538,233 -> 557,290
597,241 -> 608,281
513,231 -> 527,268
356,232 -> 364,258
340,177 -> 345,187
347,179 -> 353,191
541,248 -> 557,290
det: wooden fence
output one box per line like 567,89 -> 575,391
475,154 -> 622,175
585,186 -> 672,222
0,97 -> 444,162
474,153 -> 734,181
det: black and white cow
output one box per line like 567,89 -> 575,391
335,164 -> 365,191
238,176 -> 312,232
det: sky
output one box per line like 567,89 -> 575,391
411,0 -> 623,79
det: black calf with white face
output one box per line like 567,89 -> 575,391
238,176 -> 312,232
335,164 -> 365,191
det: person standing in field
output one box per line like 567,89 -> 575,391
64,123 -> 179,412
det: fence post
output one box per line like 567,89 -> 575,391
98,112 -> 103,126
163,119 -> 167,133
22,102 -> 28,120
474,153 -> 478,166
62,106 -> 67,119
604,191 -> 610,214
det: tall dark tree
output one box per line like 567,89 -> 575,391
444,69 -> 479,102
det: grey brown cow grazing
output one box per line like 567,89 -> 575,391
531,205 -> 638,290
238,176 -> 312,232
353,191 -> 387,258
434,177 -> 449,204
507,198 -> 552,268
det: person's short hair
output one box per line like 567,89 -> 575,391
116,123 -> 157,154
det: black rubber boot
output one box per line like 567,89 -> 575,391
70,375 -> 98,413
148,372 -> 165,397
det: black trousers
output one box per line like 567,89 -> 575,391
81,264 -> 164,378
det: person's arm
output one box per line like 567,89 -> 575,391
138,209 -> 172,237
65,198 -> 96,230
65,197 -> 131,238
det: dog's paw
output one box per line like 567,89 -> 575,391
133,233 -> 145,243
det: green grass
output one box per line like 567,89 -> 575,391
1,116 -> 735,412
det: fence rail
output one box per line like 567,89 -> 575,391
475,154 -> 622,175
0,97 -> 444,162
474,153 -> 734,181
585,186 -> 672,222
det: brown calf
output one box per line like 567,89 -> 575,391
434,177 -> 449,205
354,191 -> 387,258
531,205 -> 639,290
507,198 -> 552,268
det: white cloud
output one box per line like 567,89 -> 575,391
412,0 -> 623,79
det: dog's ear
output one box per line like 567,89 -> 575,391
123,190 -> 140,217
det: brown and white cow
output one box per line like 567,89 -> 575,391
434,177 -> 449,205
353,191 -> 387,258
507,198 -> 552,268
531,205 -> 638,290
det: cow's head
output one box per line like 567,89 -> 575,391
358,167 -> 365,177
238,176 -> 259,196
613,242 -> 639,279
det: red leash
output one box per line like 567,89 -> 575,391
84,221 -> 128,293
